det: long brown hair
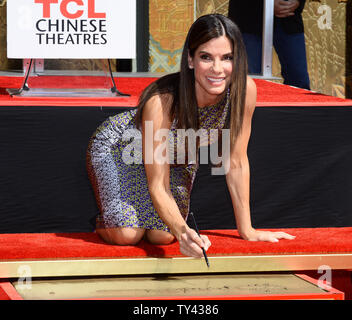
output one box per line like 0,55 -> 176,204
135,14 -> 248,144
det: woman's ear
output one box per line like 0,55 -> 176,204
188,53 -> 194,69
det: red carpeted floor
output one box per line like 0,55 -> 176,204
0,228 -> 351,260
0,76 -> 156,107
0,75 -> 352,107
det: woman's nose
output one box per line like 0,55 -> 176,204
212,59 -> 222,73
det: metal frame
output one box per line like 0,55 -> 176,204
23,59 -> 44,74
1,253 -> 352,279
9,273 -> 344,300
11,58 -> 129,97
262,0 -> 275,78
1,273 -> 345,300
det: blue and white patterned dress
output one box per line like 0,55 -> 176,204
86,94 -> 230,231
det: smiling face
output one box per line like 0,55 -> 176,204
188,35 -> 234,108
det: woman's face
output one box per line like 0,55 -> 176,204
188,35 -> 233,107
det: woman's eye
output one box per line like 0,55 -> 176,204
224,55 -> 233,61
200,54 -> 211,60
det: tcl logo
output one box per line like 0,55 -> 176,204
34,0 -> 106,19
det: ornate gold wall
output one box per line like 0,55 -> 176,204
0,1 -> 21,70
347,0 -> 352,98
148,0 -> 194,72
196,0 -> 228,16
300,0 -> 347,98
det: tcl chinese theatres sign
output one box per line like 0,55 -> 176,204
7,0 -> 136,58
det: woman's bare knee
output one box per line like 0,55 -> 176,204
97,227 -> 145,245
145,229 -> 175,245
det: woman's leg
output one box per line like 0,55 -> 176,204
241,32 -> 263,74
273,20 -> 310,90
97,227 -> 175,245
96,227 -> 145,245
145,229 -> 175,245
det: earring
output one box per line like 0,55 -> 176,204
189,65 -> 194,69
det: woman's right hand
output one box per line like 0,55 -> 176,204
178,227 -> 211,258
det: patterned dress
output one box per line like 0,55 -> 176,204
86,93 -> 230,231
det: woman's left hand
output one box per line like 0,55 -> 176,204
241,228 -> 296,243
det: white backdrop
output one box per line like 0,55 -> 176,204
7,0 -> 136,59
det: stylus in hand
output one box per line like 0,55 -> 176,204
189,212 -> 210,268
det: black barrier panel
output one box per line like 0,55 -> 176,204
0,106 -> 132,233
0,106 -> 351,233
190,107 -> 352,230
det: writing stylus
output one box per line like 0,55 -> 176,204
189,212 -> 210,268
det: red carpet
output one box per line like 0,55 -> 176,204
0,75 -> 351,107
0,228 -> 351,260
254,80 -> 352,106
0,76 -> 157,107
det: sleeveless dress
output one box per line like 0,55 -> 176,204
86,93 -> 230,231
